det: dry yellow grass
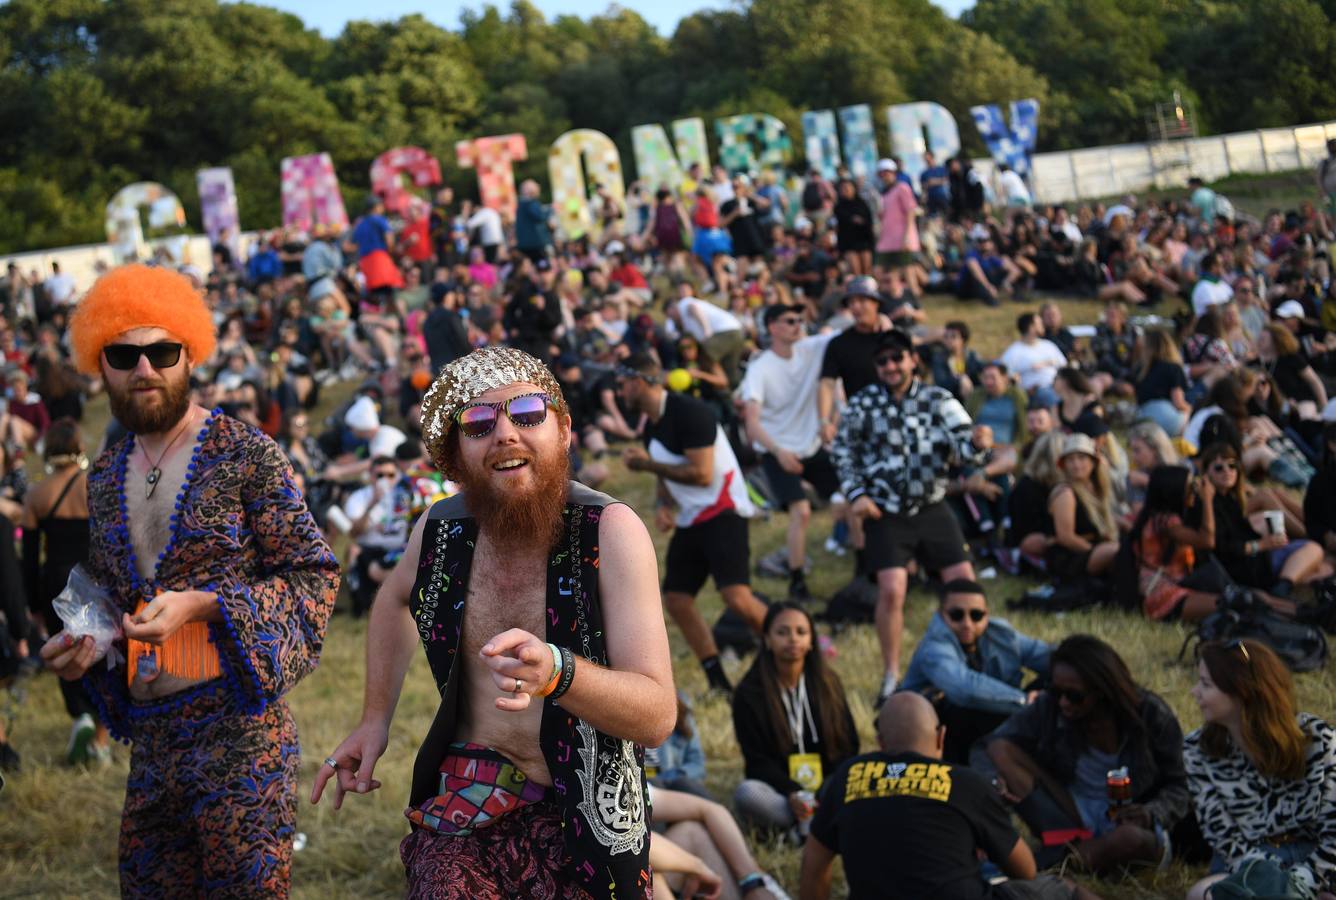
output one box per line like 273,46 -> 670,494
1,293 -> 1333,899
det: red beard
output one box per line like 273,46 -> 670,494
456,439 -> 571,554
106,367 -> 192,435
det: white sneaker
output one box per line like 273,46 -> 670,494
66,714 -> 95,766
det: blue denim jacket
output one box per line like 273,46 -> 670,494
902,612 -> 1051,715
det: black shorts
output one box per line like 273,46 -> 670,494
662,512 -> 751,596
760,448 -> 842,509
862,500 -> 969,573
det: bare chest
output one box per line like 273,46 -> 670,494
123,438 -> 199,582
455,549 -> 551,782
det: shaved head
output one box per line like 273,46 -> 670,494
877,693 -> 944,757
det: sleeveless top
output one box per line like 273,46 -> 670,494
408,482 -> 652,900
34,469 -> 90,602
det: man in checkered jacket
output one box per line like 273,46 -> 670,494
832,329 -> 990,706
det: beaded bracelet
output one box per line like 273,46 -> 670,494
549,646 -> 577,700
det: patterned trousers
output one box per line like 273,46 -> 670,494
119,689 -> 299,899
400,801 -> 594,900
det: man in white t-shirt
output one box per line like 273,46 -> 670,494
464,201 -> 505,262
343,455 -> 412,617
999,312 -> 1067,393
43,262 -> 77,309
619,352 -> 765,695
741,305 -> 844,603
1191,251 -> 1233,318
669,280 -> 747,387
996,165 -> 1032,209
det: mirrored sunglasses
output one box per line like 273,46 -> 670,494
455,392 -> 553,439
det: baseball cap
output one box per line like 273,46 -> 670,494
878,329 -> 914,354
841,275 -> 880,306
876,158 -> 898,173
605,240 -> 625,256
1276,300 -> 1306,319
1028,386 -> 1059,410
763,304 -> 802,327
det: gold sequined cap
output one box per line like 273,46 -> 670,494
420,345 -> 567,451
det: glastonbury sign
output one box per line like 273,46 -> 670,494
105,98 -> 1038,262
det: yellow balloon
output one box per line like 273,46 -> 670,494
666,368 -> 693,392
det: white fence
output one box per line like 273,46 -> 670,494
5,120 -> 1336,295
1023,120 -> 1336,204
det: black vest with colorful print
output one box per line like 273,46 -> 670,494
408,482 -> 652,899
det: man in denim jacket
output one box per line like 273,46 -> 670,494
902,579 -> 1050,762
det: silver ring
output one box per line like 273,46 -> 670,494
513,677 -> 523,694
323,757 -> 339,770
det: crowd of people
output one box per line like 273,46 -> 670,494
3,145 -> 1336,899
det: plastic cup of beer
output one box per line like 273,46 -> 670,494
1262,510 -> 1286,538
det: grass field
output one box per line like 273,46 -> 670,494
1,287 -> 1333,900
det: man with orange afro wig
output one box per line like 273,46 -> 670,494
43,263 -> 340,897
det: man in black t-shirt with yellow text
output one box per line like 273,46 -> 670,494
800,693 -> 1100,900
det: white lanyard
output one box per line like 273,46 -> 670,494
780,676 -> 817,755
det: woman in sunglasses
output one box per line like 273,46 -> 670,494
733,602 -> 858,836
1184,640 -> 1336,900
1189,442 -> 1330,601
985,634 -> 1190,874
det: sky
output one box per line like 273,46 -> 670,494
252,0 -> 974,38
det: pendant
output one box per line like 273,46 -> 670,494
145,467 -> 161,500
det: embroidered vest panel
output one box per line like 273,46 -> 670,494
408,483 -> 651,900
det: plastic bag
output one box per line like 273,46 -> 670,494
52,565 -> 124,670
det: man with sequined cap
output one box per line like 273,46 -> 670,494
40,264 -> 340,898
314,345 -> 675,899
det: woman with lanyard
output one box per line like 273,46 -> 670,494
732,602 -> 858,839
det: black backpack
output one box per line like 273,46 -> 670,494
801,180 -> 824,211
818,576 -> 879,626
1178,587 -> 1329,673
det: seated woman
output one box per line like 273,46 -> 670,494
732,602 -> 858,836
1182,308 -> 1238,402
1134,329 -> 1192,438
645,692 -> 710,799
1185,371 -> 1314,494
1126,421 -> 1183,513
1187,441 -> 1330,600
901,579 -> 1050,763
1007,430 -> 1064,568
650,785 -> 788,900
1129,465 -> 1220,622
986,635 -> 1191,875
1184,640 -> 1336,900
1259,322 -> 1326,423
1047,434 -> 1120,580
1054,367 -> 1103,433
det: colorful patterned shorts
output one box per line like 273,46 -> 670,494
405,742 -> 549,835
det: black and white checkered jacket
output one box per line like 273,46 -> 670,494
832,378 -> 982,516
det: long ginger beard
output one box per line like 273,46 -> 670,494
455,434 -> 571,554
105,364 -> 192,435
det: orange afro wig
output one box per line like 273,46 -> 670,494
69,264 -> 217,376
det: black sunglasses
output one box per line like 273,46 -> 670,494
875,349 -> 907,367
1209,460 -> 1239,473
946,608 -> 987,623
776,316 -> 803,326
103,342 -> 183,371
1054,688 -> 1088,704
1224,639 -> 1252,663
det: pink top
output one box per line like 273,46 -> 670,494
876,181 -> 920,253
